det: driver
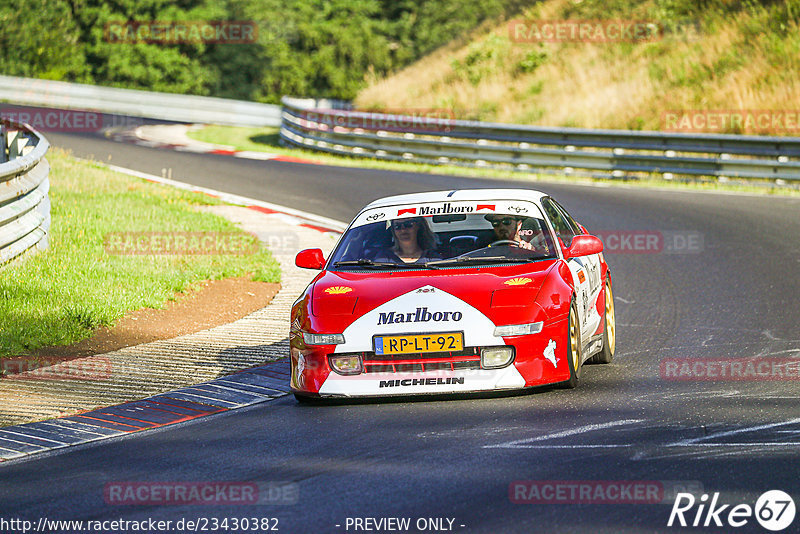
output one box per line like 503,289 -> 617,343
484,214 -> 534,250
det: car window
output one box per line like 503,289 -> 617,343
327,211 -> 558,270
551,199 -> 582,235
541,197 -> 577,247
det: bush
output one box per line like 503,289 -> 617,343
514,45 -> 548,74
451,34 -> 510,85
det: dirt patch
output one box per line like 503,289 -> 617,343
27,277 -> 280,362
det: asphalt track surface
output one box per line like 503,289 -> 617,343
1,131 -> 799,533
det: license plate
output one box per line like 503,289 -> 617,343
373,332 -> 464,355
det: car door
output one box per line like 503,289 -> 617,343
541,198 -> 602,340
552,199 -> 603,338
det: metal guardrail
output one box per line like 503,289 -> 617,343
0,120 -> 50,265
280,97 -> 800,183
0,75 -> 281,127
2,76 -> 797,183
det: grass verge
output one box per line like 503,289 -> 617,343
187,125 -> 800,197
0,147 -> 281,360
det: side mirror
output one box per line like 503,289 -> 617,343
565,235 -> 603,258
295,248 -> 325,269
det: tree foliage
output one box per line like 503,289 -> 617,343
0,0 -> 523,101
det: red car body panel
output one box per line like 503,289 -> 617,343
289,189 -> 612,398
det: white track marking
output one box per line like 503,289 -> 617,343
484,419 -> 643,449
670,417 -> 800,446
614,341 -> 800,355
763,330 -> 782,341
633,447 -> 781,461
233,151 -> 279,160
495,444 -> 632,449
677,442 -> 800,447
100,161 -> 348,231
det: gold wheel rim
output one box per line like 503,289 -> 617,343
606,282 -> 616,354
569,306 -> 579,372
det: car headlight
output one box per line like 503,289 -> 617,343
481,347 -> 515,369
302,333 -> 345,345
493,322 -> 543,337
328,354 -> 363,375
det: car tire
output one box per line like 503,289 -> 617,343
560,300 -> 582,389
591,278 -> 615,364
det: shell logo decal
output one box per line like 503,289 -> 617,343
504,277 -> 532,286
324,286 -> 353,295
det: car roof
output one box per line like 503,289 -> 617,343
362,188 -> 549,210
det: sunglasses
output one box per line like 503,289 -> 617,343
392,221 -> 417,230
489,218 -> 516,227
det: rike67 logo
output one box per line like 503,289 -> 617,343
668,490 -> 796,531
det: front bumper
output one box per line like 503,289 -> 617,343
290,319 -> 569,397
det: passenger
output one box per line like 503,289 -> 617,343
374,217 -> 440,264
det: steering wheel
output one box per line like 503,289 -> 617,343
488,240 -> 520,247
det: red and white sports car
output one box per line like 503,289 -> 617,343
290,189 -> 615,399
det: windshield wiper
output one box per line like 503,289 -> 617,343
333,259 -> 438,269
425,256 -> 544,267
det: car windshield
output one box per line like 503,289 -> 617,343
328,208 -> 558,270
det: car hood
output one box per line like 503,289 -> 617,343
311,261 -> 557,321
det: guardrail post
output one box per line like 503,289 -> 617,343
7,130 -> 20,159
0,123 -> 6,163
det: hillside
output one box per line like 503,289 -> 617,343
355,0 -> 800,134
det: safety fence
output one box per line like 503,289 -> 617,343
0,120 -> 50,265
0,75 -> 281,127
280,97 -> 800,183
5,76 -> 796,183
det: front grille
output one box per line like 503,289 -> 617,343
358,347 -> 482,374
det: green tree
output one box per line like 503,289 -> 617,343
0,0 -> 89,80
0,0 -> 528,100
64,0 -> 213,94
